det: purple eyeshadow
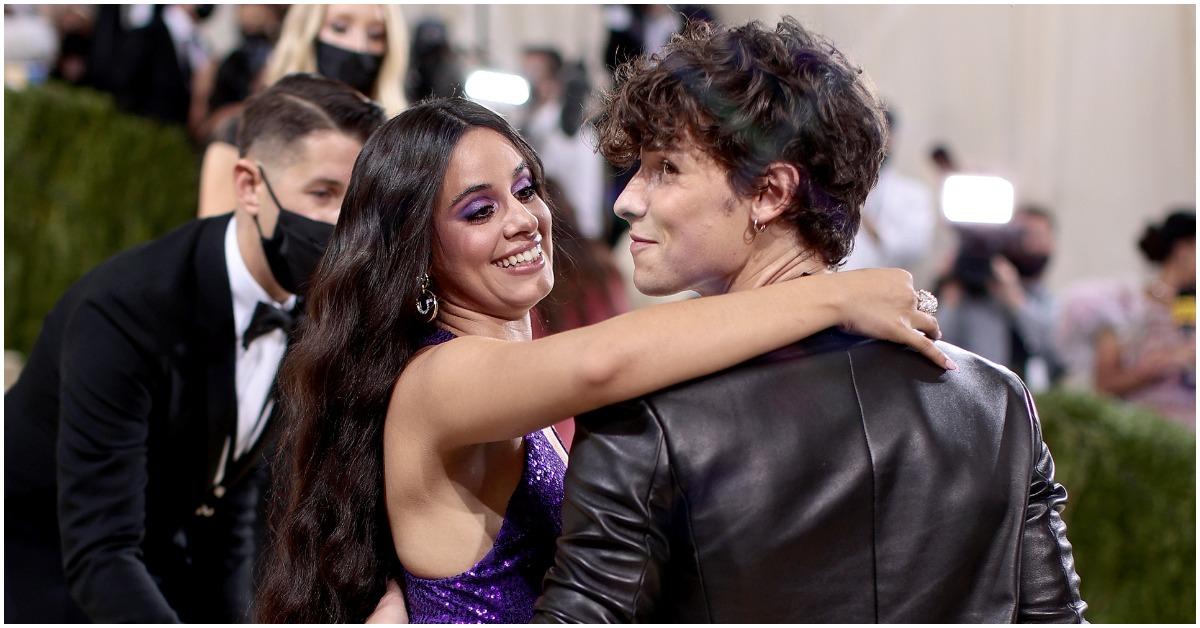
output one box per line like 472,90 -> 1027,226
511,176 -> 532,192
458,197 -> 494,219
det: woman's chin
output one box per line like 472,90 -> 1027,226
461,274 -> 553,320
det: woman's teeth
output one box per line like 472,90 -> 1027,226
494,244 -> 544,268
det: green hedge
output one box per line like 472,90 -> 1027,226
5,83 -> 198,355
1036,389 -> 1196,623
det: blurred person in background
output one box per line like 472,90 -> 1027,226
519,47 -> 607,242
198,4 -> 409,219
191,4 -> 288,144
841,106 -> 936,274
936,205 -> 1064,389
405,17 -> 465,103
46,5 -> 96,85
262,4 -> 408,114
3,5 -> 62,88
85,5 -> 215,127
1058,209 -> 1196,428
3,75 -> 384,623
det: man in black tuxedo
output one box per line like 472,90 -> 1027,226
4,73 -> 384,623
533,19 -> 1086,623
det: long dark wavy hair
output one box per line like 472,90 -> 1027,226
255,97 -> 550,623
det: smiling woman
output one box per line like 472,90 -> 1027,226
434,129 -> 555,320
255,97 -> 954,623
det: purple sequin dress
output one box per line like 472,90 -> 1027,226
403,329 -> 566,623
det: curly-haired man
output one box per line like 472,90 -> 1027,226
532,18 -> 1086,623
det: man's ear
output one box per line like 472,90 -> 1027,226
233,158 -> 262,218
750,162 -> 802,227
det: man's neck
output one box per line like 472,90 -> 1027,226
234,210 -> 291,303
718,231 -> 830,295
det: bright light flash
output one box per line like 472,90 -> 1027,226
941,175 -> 1015,224
464,70 -> 530,106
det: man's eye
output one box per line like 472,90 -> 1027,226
660,160 -> 677,175
330,22 -> 349,34
310,189 -> 334,201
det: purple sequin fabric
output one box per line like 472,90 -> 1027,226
404,329 -> 566,623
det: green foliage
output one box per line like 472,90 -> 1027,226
1036,388 -> 1196,623
5,83 -> 198,355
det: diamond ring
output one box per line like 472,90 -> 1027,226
916,289 -> 938,314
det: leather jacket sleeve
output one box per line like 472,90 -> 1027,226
1017,385 -> 1089,623
533,400 -> 675,623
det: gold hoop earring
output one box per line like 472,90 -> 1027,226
416,273 -> 439,323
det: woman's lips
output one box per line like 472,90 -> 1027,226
498,253 -> 546,275
491,243 -> 547,275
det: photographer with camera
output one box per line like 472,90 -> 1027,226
936,205 -> 1062,389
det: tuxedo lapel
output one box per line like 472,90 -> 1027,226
223,398 -> 282,490
193,215 -> 237,491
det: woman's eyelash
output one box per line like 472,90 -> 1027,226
461,178 -> 536,222
464,203 -> 496,223
515,185 -> 536,201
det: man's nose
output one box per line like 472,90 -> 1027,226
614,175 -> 647,223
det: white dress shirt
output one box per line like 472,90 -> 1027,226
214,217 -> 295,486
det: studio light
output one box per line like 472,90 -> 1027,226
941,174 -> 1015,224
464,70 -> 530,106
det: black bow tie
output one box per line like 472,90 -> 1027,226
242,301 -> 300,349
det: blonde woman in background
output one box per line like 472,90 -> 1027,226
198,4 -> 409,218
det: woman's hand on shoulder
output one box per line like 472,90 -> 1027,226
826,268 -> 956,370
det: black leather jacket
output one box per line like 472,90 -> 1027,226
533,330 -> 1086,623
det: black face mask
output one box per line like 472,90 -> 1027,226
241,32 -> 274,71
255,166 -> 336,296
1007,252 -> 1052,279
314,39 -> 383,95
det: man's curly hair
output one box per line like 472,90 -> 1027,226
594,17 -> 888,267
